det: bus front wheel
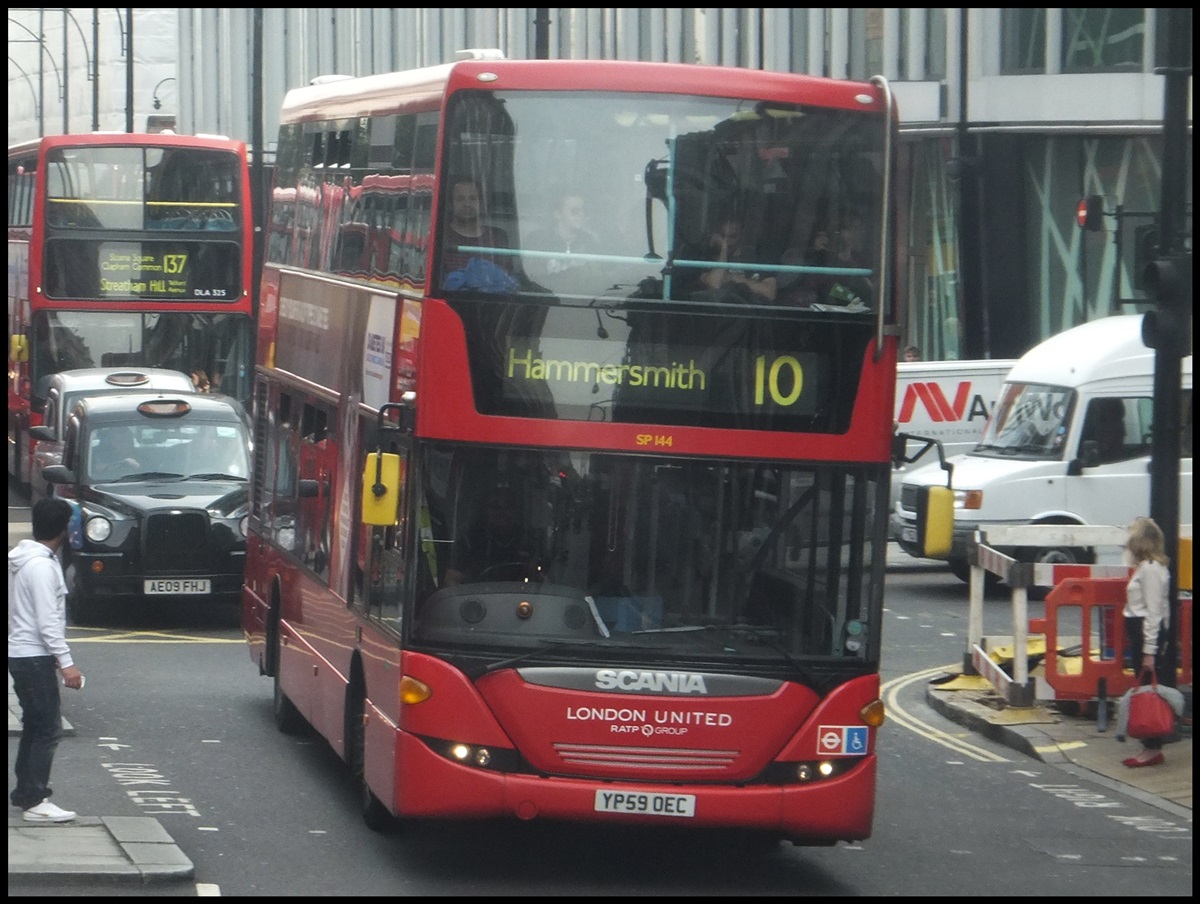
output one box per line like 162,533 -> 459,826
348,691 -> 400,833
270,614 -> 306,735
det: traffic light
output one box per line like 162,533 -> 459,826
1141,252 -> 1193,357
1077,195 -> 1105,231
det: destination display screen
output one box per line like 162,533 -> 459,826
42,239 -> 242,302
454,300 -> 871,433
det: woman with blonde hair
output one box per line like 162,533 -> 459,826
1121,516 -> 1172,767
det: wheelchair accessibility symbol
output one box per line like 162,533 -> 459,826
817,725 -> 870,756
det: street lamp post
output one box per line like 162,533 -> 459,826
9,7 -> 98,135
152,76 -> 176,110
8,15 -> 62,135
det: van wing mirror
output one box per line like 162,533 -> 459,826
915,485 -> 954,558
892,431 -> 954,487
1068,439 -> 1100,476
1080,439 -> 1100,466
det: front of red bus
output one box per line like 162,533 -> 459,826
24,136 -> 257,425
385,62 -> 897,845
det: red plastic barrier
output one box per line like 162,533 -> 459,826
1029,578 -> 1132,701
1030,578 -> 1192,701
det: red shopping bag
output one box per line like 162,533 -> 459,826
1126,672 -> 1176,740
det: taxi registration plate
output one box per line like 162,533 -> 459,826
594,789 -> 696,818
901,527 -> 917,543
144,578 -> 212,595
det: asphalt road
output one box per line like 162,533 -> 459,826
7,492 -> 1191,896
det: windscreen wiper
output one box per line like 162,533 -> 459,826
110,471 -> 183,482
632,623 -> 818,685
484,638 -> 658,673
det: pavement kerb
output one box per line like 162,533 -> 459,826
925,681 -> 1065,762
8,517 -> 192,885
925,674 -> 1192,815
7,816 -> 195,884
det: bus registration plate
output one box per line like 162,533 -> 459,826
594,789 -> 695,818
144,578 -> 211,595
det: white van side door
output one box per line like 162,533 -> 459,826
1065,395 -> 1154,525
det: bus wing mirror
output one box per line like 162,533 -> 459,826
915,485 -> 954,558
29,425 -> 56,442
297,478 -> 321,498
362,451 -> 402,526
10,334 -> 29,363
376,397 -> 415,435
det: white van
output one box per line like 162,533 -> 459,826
891,358 -> 1015,509
891,314 -> 1193,581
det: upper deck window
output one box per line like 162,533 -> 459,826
437,90 -> 886,312
45,145 -> 242,232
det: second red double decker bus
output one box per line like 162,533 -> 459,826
244,54 -> 905,845
8,131 -> 256,491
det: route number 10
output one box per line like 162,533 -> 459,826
754,355 -> 803,406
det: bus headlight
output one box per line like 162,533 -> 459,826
84,516 -> 112,542
428,737 -> 517,771
448,743 -> 494,767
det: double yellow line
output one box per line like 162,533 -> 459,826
69,629 -> 242,644
881,665 -> 1010,763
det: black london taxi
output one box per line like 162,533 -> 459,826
28,367 -> 196,505
43,391 -> 251,622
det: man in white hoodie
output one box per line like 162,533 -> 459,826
8,497 -> 84,823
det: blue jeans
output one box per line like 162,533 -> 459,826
9,656 -> 63,810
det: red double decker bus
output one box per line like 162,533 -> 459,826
243,55 -> 904,845
7,132 -> 256,490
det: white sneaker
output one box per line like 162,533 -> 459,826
22,799 -> 77,823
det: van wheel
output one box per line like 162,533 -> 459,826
1021,545 -> 1094,601
947,557 -> 1000,587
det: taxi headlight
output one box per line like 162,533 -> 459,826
84,516 -> 112,543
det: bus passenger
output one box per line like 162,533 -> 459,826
441,177 -> 517,292
526,191 -> 600,294
692,219 -> 777,303
779,212 -> 871,310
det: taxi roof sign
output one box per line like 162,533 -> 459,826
136,398 -> 192,417
104,371 -> 153,387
